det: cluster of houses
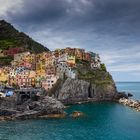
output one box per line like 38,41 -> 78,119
0,47 -> 101,92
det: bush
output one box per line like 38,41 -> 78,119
100,63 -> 107,71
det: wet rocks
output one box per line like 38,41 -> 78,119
114,92 -> 128,100
39,113 -> 66,119
71,111 -> 85,118
0,96 -> 66,121
128,93 -> 133,97
15,96 -> 65,120
119,98 -> 140,112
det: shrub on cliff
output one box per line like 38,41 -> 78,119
100,64 -> 107,71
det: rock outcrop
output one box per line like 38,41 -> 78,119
57,78 -> 90,104
0,96 -> 65,120
54,78 -> 117,104
119,98 -> 140,112
70,111 -> 85,118
95,82 -> 117,100
114,92 -> 128,100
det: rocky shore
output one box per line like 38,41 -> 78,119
0,96 -> 66,121
119,98 -> 140,112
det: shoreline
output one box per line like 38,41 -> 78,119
1,97 -> 140,122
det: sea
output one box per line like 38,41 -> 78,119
0,82 -> 140,140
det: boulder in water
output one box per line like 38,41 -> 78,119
128,93 -> 133,97
71,111 -> 85,118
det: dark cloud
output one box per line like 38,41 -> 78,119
5,0 -> 140,50
6,0 -> 140,37
8,0 -> 70,24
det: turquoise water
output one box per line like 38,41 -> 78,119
0,82 -> 140,140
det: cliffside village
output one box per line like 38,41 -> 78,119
0,47 -> 101,97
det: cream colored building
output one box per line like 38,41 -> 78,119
41,75 -> 59,91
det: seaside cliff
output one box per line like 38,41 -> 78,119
51,62 -> 117,104
0,20 -> 126,121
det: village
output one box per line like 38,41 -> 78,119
0,47 -> 101,97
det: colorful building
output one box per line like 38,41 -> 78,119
36,61 -> 46,76
41,75 -> 59,91
67,55 -> 76,67
16,70 -> 36,88
0,49 -> 4,57
57,63 -> 76,79
46,65 -> 56,75
4,47 -> 23,57
83,52 -> 91,62
0,68 -> 9,83
75,48 -> 85,60
14,52 -> 30,61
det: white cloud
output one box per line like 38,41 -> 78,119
99,46 -> 140,72
0,0 -> 23,18
109,64 -> 140,72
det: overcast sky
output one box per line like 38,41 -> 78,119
0,0 -> 140,81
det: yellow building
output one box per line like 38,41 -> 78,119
27,70 -> 36,87
0,69 -> 9,83
24,54 -> 35,63
36,62 -> 46,76
67,55 -> 76,66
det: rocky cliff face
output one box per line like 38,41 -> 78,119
94,82 -> 117,100
51,61 -> 118,104
57,79 -> 90,103
53,75 -> 117,104
50,59 -> 118,104
53,61 -> 118,104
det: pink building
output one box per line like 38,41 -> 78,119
20,61 -> 32,69
16,70 -> 36,88
4,47 -> 23,57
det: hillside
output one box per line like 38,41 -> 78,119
0,20 -> 49,65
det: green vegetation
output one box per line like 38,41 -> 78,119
78,71 -> 95,79
0,20 -> 49,53
76,58 -> 90,66
76,60 -> 113,85
0,56 -> 13,65
0,39 -> 19,50
100,63 -> 107,71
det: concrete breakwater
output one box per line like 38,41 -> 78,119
119,98 -> 140,112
